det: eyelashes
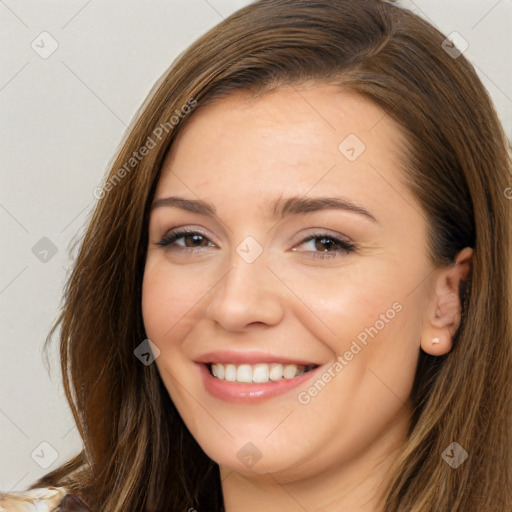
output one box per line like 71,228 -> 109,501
156,228 -> 356,259
297,233 -> 356,258
157,228 -> 214,250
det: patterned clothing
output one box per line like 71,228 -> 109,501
0,487 -> 91,511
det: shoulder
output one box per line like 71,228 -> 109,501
0,486 -> 91,511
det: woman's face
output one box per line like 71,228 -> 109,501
142,85 -> 436,481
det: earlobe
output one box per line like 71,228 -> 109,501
420,247 -> 473,356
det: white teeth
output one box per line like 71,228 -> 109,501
237,364 -> 252,383
252,363 -> 270,383
225,364 -> 237,382
283,364 -> 298,379
269,363 -> 283,381
209,362 -> 310,383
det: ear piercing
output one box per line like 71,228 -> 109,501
432,337 -> 440,344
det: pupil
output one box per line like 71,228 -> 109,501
186,234 -> 205,247
316,237 -> 336,252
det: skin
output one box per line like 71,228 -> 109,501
142,85 -> 472,512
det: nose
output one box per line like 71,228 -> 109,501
204,249 -> 285,331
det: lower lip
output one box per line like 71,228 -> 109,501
197,363 -> 322,403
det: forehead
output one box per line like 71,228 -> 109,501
156,85 -> 409,222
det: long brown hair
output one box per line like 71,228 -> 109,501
30,1 -> 511,510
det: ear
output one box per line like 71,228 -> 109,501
420,247 -> 473,356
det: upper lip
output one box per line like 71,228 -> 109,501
194,350 -> 320,366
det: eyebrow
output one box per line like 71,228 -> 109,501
151,195 -> 378,223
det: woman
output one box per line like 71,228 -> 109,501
1,0 -> 510,510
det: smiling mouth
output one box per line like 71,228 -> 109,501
206,362 -> 318,383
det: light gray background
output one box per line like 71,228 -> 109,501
1,0 -> 511,493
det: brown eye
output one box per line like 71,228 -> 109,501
157,230 -> 215,250
313,236 -> 342,252
182,234 -> 209,247
293,233 -> 356,259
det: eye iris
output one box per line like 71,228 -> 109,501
315,236 -> 338,252
184,234 -> 207,247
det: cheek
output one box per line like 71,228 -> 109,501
141,257 -> 212,340
276,259 -> 424,394
274,259 -> 413,344
141,259 -> 208,413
